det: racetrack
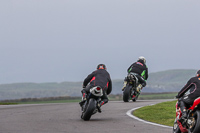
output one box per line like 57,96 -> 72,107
0,99 -> 174,133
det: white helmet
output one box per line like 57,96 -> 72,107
138,56 -> 146,64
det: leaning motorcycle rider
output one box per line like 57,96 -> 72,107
176,70 -> 200,119
122,56 -> 148,95
79,64 -> 112,112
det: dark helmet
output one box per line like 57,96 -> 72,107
97,64 -> 106,70
197,70 -> 200,76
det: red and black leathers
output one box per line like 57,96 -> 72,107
83,69 -> 112,95
177,76 -> 200,100
176,76 -> 200,118
81,69 -> 112,106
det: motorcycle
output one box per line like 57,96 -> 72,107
173,97 -> 200,133
123,72 -> 141,102
81,86 -> 103,121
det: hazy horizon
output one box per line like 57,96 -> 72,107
0,0 -> 199,84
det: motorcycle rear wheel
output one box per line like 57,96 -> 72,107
81,98 -> 96,121
188,110 -> 200,133
123,85 -> 132,102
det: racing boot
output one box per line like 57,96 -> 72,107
181,109 -> 187,119
132,94 -> 136,100
179,101 -> 187,119
79,93 -> 87,107
136,84 -> 143,92
178,108 -> 187,125
122,81 -> 127,91
97,101 -> 104,113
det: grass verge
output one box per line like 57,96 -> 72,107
15,99 -> 80,104
139,92 -> 177,100
0,93 -> 177,105
0,102 -> 18,105
133,100 -> 177,126
0,97 -> 81,105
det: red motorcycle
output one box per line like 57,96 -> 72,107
173,97 -> 200,133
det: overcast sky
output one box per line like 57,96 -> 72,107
0,0 -> 199,84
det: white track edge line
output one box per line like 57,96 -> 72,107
126,105 -> 173,129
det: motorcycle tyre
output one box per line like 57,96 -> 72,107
172,119 -> 181,133
81,98 -> 96,121
188,110 -> 200,133
123,85 -> 132,102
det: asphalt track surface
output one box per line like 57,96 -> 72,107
0,99 -> 174,133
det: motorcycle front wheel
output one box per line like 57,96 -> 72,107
172,119 -> 181,133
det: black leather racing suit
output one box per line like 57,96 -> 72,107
127,60 -> 148,87
82,69 -> 112,105
176,76 -> 200,108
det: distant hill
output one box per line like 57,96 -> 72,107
0,82 -> 82,100
0,69 -> 197,100
146,69 -> 197,92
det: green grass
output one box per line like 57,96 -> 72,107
15,99 -> 80,104
139,93 -> 177,100
0,99 -> 80,105
133,100 -> 177,126
0,102 -> 18,105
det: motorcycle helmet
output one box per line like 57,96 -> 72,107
138,56 -> 146,64
97,64 -> 106,70
197,70 -> 200,76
